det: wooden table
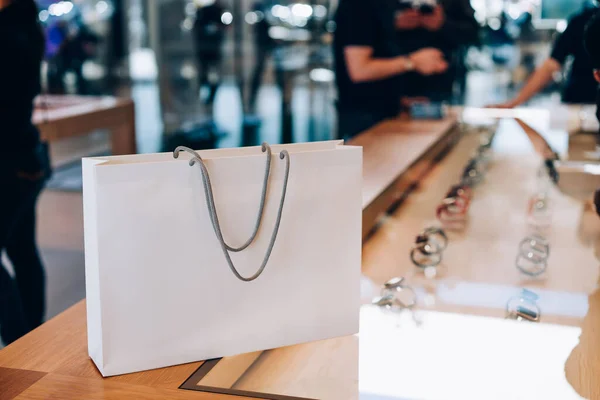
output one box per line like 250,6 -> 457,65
349,115 -> 460,238
2,113 -> 599,399
33,95 -> 137,156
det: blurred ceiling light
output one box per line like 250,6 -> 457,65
195,0 -> 215,6
309,68 -> 334,83
272,4 -> 291,19
221,11 -> 233,25
49,1 -> 74,17
488,17 -> 501,31
556,19 -> 567,33
291,3 -> 312,18
39,9 -> 49,22
268,26 -> 289,40
507,4 -> 521,20
313,5 -> 327,18
181,17 -> 194,31
245,11 -> 259,25
180,63 -> 197,80
185,2 -> 196,16
96,0 -> 109,14
295,17 -> 308,27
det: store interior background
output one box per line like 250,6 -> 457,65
10,0 -> 595,342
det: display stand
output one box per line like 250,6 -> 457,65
34,95 -> 137,155
1,112 -> 599,400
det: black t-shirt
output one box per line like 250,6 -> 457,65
596,89 -> 600,136
550,6 -> 599,104
0,0 -> 44,152
334,0 -> 403,114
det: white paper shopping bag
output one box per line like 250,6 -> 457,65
83,141 -> 362,377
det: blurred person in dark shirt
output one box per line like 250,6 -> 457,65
492,2 -> 599,108
584,11 -> 600,217
193,0 -> 227,106
334,0 -> 448,139
394,0 -> 479,102
0,0 -> 51,345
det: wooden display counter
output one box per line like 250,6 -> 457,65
2,112 -> 599,399
33,95 -> 137,156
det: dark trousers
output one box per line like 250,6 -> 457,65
337,108 -> 395,140
249,46 -> 273,112
196,53 -> 221,107
0,144 -> 50,345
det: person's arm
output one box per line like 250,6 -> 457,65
491,58 -> 562,108
489,15 -> 579,108
344,47 -> 411,82
344,47 -> 448,83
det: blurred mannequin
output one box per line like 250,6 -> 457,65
0,0 -> 51,345
193,0 -> 226,106
491,2 -> 599,108
334,0 -> 448,139
394,0 -> 479,102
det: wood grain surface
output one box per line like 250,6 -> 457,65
350,115 -> 459,237
33,95 -> 137,155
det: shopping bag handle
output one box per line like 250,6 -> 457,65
176,143 -> 273,253
173,145 -> 290,282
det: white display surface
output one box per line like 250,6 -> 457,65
359,307 -> 583,400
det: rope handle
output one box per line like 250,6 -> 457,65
173,145 -> 291,282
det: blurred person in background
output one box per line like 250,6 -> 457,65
584,10 -> 600,219
248,0 -> 277,113
584,10 -> 600,129
334,0 -> 448,139
491,1 -> 599,108
193,0 -> 227,106
0,0 -> 51,345
583,11 -> 600,217
60,18 -> 100,94
48,17 -> 100,94
394,0 -> 479,103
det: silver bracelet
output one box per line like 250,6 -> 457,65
506,289 -> 541,322
373,277 -> 417,310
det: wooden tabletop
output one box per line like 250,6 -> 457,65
2,114 -> 599,399
33,95 -> 137,155
350,115 -> 459,237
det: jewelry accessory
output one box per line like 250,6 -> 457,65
373,277 -> 417,310
506,289 -> 541,322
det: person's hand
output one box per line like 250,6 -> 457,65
396,9 -> 421,30
409,48 -> 448,75
421,6 -> 445,31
